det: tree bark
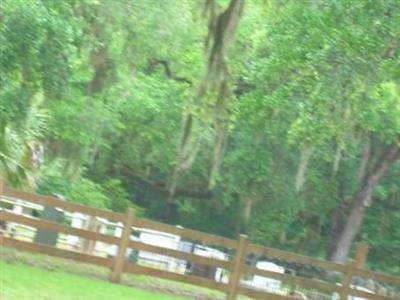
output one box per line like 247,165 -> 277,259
358,139 -> 372,183
148,59 -> 192,84
330,144 -> 400,263
332,145 -> 342,177
88,45 -> 110,95
295,144 -> 313,191
240,195 -> 253,232
161,201 -> 178,223
328,201 -> 348,259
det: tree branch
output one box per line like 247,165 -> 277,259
148,59 -> 192,84
120,165 -> 213,199
368,144 -> 400,188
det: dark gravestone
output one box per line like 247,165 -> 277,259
178,241 -> 195,273
191,263 -> 217,279
181,242 -> 218,279
0,208 -> 5,234
0,220 -> 6,234
33,207 -> 64,246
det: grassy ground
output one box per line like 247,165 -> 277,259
0,261 -> 188,300
0,247 -> 226,300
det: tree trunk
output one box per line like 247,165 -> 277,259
358,139 -> 371,183
161,201 -> 178,223
330,144 -> 400,263
328,201 -> 348,259
332,145 -> 342,177
241,196 -> 253,232
88,46 -> 109,95
295,144 -> 313,191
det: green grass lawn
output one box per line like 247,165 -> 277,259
0,247 -> 226,300
0,260 -> 188,300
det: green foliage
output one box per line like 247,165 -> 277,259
68,178 -> 110,209
37,160 -> 138,212
0,93 -> 48,185
37,159 -> 70,196
1,0 -> 399,274
37,160 -> 109,209
102,179 -> 134,213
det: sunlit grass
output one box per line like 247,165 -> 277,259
0,247 -> 226,300
0,260 -> 188,300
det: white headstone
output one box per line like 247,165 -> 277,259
107,222 -> 124,257
253,261 -> 284,292
67,212 -> 85,249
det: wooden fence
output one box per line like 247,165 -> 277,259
0,178 -> 399,300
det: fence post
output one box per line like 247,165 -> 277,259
83,217 -> 100,255
355,242 -> 368,269
340,241 -> 369,300
340,259 -> 356,300
110,208 -> 135,283
227,234 -> 248,300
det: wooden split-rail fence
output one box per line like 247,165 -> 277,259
0,178 -> 399,300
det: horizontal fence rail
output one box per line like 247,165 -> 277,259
135,217 -> 237,249
129,240 -> 233,270
125,262 -> 230,292
1,178 -> 399,300
247,244 -> 348,273
0,235 -> 113,268
242,265 -> 341,294
354,269 -> 400,287
1,211 -> 120,245
3,186 -> 125,223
